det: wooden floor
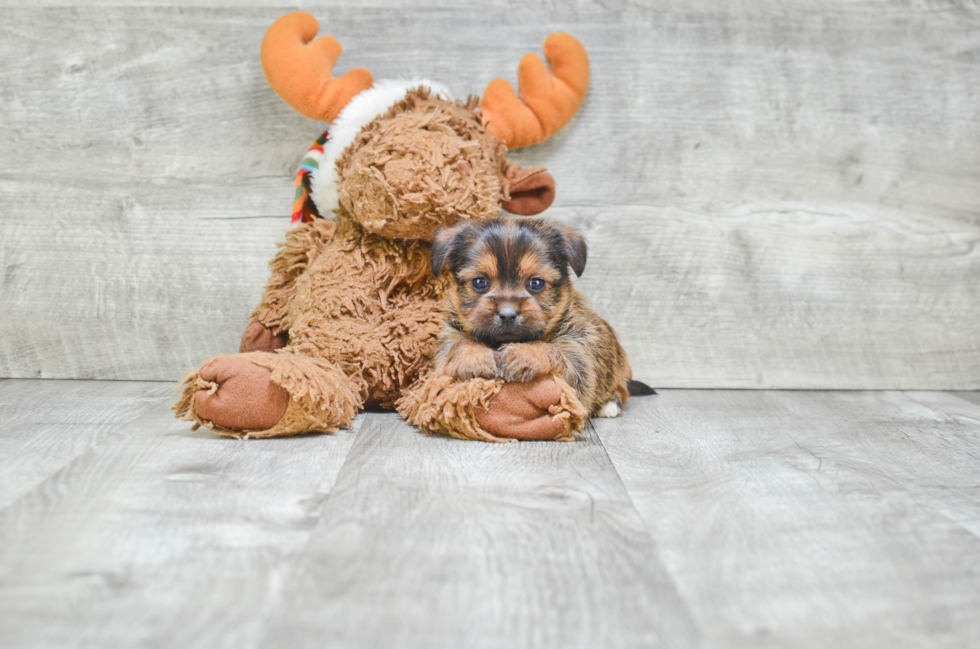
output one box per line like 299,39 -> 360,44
1,380 -> 978,648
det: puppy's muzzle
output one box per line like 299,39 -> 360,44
496,304 -> 520,324
476,298 -> 539,346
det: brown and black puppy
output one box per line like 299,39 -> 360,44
430,218 -> 653,419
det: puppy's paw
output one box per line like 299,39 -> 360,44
496,343 -> 557,383
445,343 -> 498,381
595,400 -> 622,418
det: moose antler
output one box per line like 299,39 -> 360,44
480,33 -> 590,149
260,11 -> 374,123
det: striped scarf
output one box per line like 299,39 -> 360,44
291,129 -> 329,224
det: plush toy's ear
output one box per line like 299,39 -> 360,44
555,224 -> 587,277
430,225 -> 461,277
502,172 -> 555,216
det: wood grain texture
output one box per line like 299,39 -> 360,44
260,412 -> 698,649
0,381 -> 696,648
0,379 -> 167,508
2,380 -> 980,647
1,3 -> 979,386
951,391 -> 980,408
0,393 -> 363,649
599,389 -> 980,649
567,203 -> 980,389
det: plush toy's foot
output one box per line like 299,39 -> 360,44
193,357 -> 289,430
476,378 -> 573,440
174,351 -> 362,438
396,372 -> 507,442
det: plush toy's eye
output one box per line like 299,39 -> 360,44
471,277 -> 490,292
527,278 -> 546,293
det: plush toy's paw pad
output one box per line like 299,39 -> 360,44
194,357 -> 288,431
240,317 -> 288,353
595,400 -> 622,418
475,377 -> 567,440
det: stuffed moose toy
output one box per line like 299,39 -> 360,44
174,11 -> 591,441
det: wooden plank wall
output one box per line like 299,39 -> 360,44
1,1 -> 978,388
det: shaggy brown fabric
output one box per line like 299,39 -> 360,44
174,351 -> 362,438
336,89 -> 544,240
280,219 -> 451,407
396,371 -> 508,442
397,372 -> 587,442
251,219 -> 338,333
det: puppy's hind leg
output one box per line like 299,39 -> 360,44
595,400 -> 622,418
595,388 -> 627,418
596,378 -> 656,417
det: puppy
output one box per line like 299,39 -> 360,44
430,217 -> 654,419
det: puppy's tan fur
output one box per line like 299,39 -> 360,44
430,218 -> 632,417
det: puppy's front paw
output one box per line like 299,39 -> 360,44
444,343 -> 498,381
496,343 -> 557,383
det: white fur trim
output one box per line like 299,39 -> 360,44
309,79 -> 453,217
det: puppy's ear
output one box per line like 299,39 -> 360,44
556,225 -> 587,277
430,224 -> 464,277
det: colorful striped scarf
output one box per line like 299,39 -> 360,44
291,129 -> 329,224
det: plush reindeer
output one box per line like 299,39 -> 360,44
174,11 -> 590,441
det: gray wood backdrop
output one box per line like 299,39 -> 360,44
2,0 -> 978,388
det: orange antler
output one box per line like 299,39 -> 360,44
260,12 -> 374,123
480,33 -> 590,149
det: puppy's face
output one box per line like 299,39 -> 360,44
431,218 -> 587,347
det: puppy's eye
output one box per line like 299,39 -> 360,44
471,277 -> 490,292
527,278 -> 546,293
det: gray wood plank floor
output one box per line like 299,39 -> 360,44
2,380 -> 979,648
598,390 -> 980,649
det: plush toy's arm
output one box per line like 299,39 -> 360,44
476,377 -> 587,441
400,326 -> 587,442
397,371 -> 586,443
249,219 -> 337,336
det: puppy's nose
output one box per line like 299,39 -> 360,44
496,305 -> 519,324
